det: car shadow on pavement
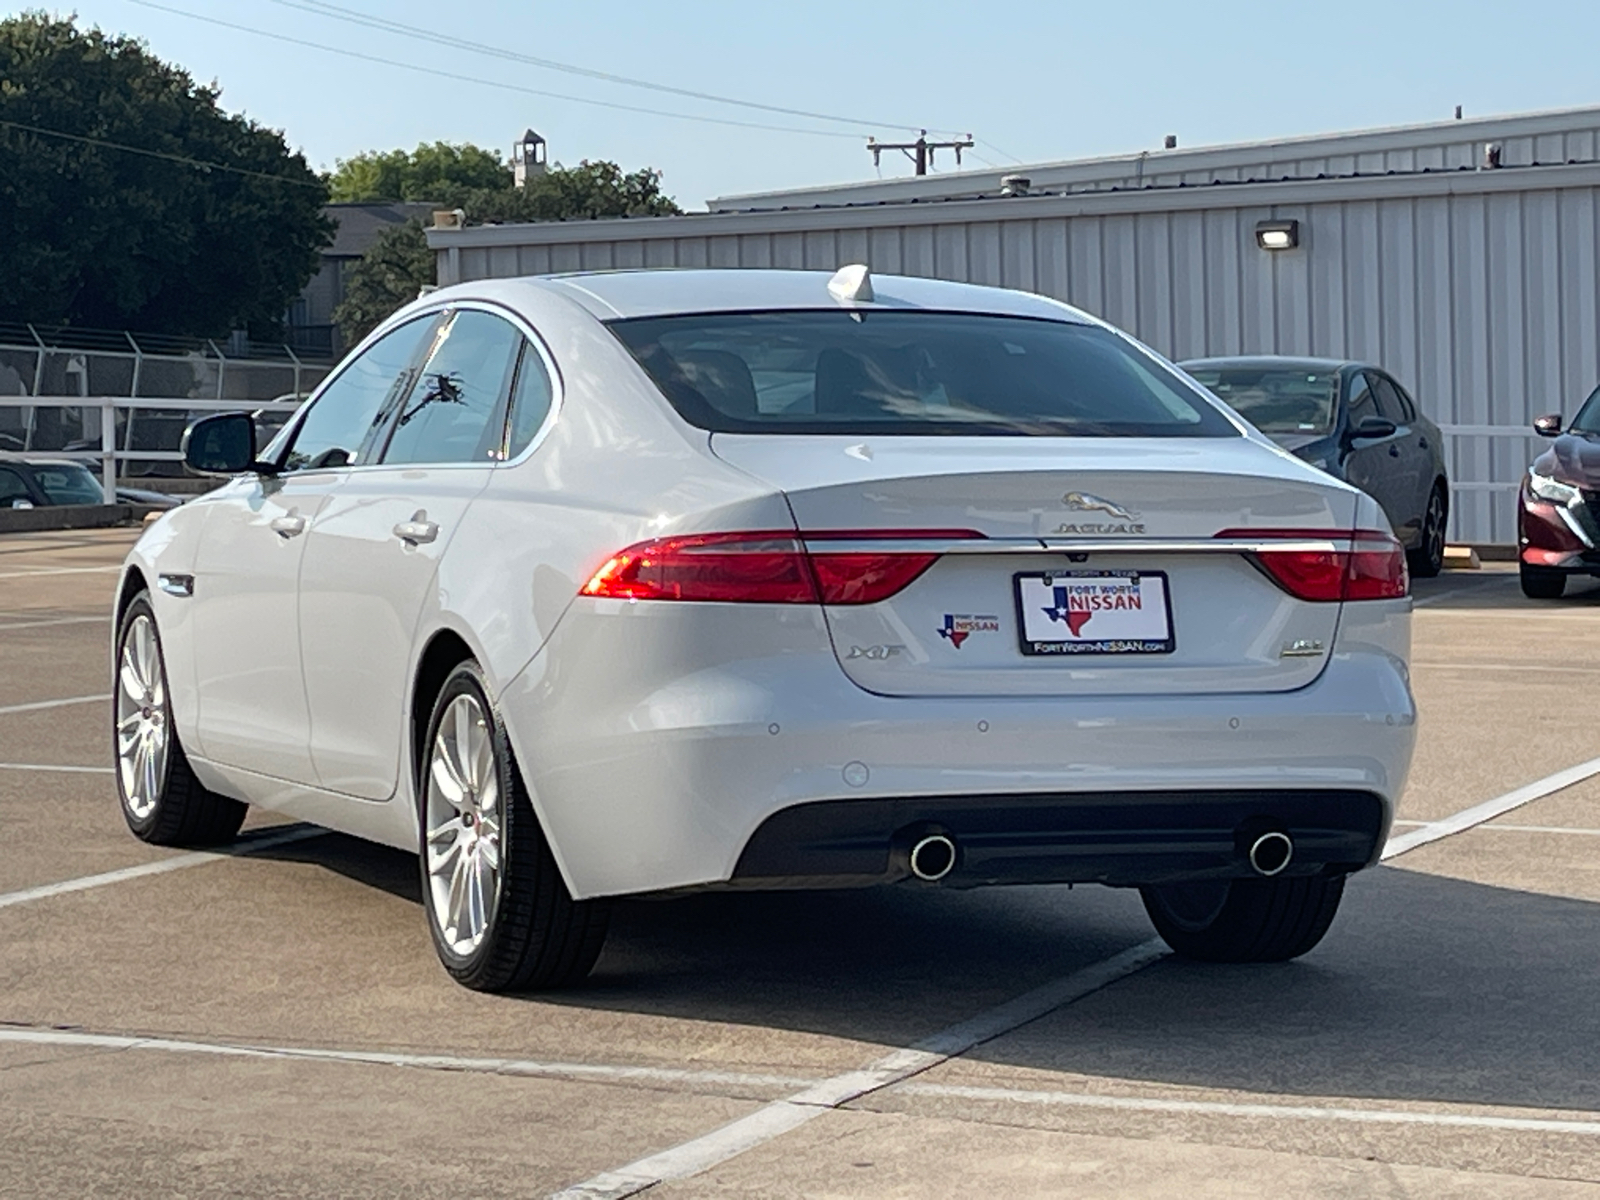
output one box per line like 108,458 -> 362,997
1411,568 -> 1600,610
259,833 -> 1600,1116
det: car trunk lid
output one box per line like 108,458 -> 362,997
711,434 -> 1360,697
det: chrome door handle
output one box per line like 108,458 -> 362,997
270,513 -> 307,538
393,515 -> 439,546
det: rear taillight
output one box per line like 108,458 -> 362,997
580,529 -> 984,605
1216,528 -> 1409,601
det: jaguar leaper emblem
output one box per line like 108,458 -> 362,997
1062,492 -> 1140,521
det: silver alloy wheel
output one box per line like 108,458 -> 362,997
424,693 -> 503,955
115,613 -> 169,821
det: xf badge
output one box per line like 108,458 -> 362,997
846,644 -> 905,661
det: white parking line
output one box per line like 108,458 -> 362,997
0,615 -> 108,631
0,566 -> 121,580
893,1081 -> 1600,1137
1410,661 -> 1600,675
0,825 -> 327,911
0,1026 -> 810,1093
0,763 -> 113,774
549,939 -> 1167,1200
1383,755 -> 1600,860
0,693 -> 110,716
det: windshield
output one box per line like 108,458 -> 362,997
609,311 -> 1237,438
1570,384 -> 1600,435
31,463 -> 104,505
1183,367 -> 1339,435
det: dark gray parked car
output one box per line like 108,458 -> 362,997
1180,357 -> 1449,577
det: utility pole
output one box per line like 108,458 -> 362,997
868,130 -> 975,176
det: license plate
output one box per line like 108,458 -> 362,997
1014,571 -> 1174,656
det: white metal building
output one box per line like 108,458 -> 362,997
427,106 -> 1600,545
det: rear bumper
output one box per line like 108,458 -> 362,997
499,595 -> 1413,900
732,789 -> 1388,889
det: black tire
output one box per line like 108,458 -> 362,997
418,661 -> 609,992
1520,563 -> 1567,600
113,593 -> 247,847
1140,874 -> 1346,963
1407,485 -> 1447,579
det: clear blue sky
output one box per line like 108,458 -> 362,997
57,0 -> 1600,208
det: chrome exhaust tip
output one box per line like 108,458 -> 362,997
1248,830 -> 1293,877
908,833 -> 958,882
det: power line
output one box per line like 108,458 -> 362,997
268,0 -> 968,138
0,117 -> 325,187
130,1 -> 866,140
977,138 -> 1027,166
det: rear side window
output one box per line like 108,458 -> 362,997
32,463 -> 103,505
610,311 -> 1236,438
283,315 -> 438,472
382,310 -> 522,466
505,342 -> 555,460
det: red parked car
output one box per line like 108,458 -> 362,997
1518,388 -> 1600,598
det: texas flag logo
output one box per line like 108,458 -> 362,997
938,613 -> 971,648
1043,586 -> 1094,636
937,613 -> 999,649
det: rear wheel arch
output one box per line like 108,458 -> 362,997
411,629 -> 476,789
116,567 -> 149,625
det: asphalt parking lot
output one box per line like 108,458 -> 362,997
2,526 -> 1599,1198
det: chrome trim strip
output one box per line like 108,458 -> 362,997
800,538 -> 1342,555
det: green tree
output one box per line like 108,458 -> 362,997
0,12 -> 331,337
328,141 -> 512,202
335,159 -> 679,345
330,217 -> 435,347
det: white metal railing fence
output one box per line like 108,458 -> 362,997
0,400 -> 1544,542
0,396 -> 306,500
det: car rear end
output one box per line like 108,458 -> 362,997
500,278 -> 1415,902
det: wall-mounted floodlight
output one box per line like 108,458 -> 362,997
1255,219 -> 1300,251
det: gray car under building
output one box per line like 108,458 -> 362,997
426,105 -> 1600,548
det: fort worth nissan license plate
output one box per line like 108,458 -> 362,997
1013,570 -> 1175,656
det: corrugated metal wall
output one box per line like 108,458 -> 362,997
710,108 -> 1600,211
438,169 -> 1600,544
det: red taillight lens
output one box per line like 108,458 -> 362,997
1216,528 -> 1408,601
580,532 -> 817,603
807,551 -> 940,604
581,529 -> 983,605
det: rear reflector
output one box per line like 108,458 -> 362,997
581,529 -> 984,605
1216,528 -> 1408,601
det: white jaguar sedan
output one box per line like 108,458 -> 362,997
114,266 -> 1415,991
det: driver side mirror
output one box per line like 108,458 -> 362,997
1533,413 -> 1563,438
1348,415 -> 1398,441
182,411 -> 271,476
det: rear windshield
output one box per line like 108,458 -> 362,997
610,311 -> 1238,438
1183,366 -> 1339,435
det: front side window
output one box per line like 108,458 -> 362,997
0,466 -> 31,505
382,309 -> 522,465
610,311 -> 1236,438
280,315 -> 438,473
31,463 -> 103,504
1569,384 -> 1600,436
1183,366 -> 1339,435
1369,375 -> 1411,424
1346,374 -> 1378,425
